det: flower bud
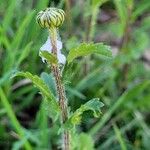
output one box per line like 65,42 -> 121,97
36,7 -> 65,28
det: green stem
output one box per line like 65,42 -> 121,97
0,87 -> 32,150
48,27 -> 70,150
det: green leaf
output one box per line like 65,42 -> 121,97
42,98 -> 60,123
40,72 -> 56,96
39,51 -> 58,64
67,43 -> 112,64
14,72 -> 60,121
65,98 -> 104,129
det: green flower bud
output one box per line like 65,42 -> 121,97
36,7 -> 65,28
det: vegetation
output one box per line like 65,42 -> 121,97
0,0 -> 150,149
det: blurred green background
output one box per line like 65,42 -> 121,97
0,0 -> 150,149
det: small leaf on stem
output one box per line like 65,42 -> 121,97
64,98 -> 104,129
67,42 -> 112,64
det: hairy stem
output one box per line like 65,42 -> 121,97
49,28 -> 70,150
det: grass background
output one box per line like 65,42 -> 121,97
0,0 -> 150,149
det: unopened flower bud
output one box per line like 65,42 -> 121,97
36,7 -> 65,28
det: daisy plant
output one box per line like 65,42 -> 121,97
14,7 -> 112,150
37,7 -> 70,150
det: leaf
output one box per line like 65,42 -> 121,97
40,72 -> 56,96
65,98 -> 104,129
14,72 -> 60,121
39,51 -> 58,64
67,43 -> 112,64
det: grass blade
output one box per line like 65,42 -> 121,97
2,0 -> 16,31
0,87 -> 32,150
11,10 -> 35,50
